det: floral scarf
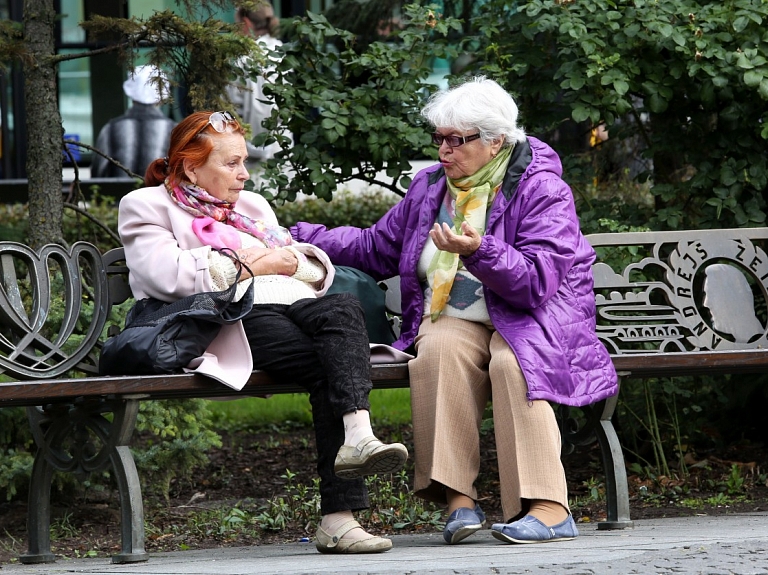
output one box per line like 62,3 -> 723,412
426,145 -> 512,321
166,180 -> 292,249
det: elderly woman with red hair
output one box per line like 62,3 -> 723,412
117,111 -> 408,554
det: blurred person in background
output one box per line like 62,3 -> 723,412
91,64 -> 176,179
226,1 -> 284,166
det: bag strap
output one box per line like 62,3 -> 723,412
215,247 -> 255,304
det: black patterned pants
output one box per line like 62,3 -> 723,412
241,292 -> 372,515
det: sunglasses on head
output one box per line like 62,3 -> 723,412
431,132 -> 481,148
196,111 -> 237,136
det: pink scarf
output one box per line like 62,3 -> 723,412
166,180 -> 292,249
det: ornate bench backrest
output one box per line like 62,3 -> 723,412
5,229 -> 766,379
587,228 -> 768,356
0,241 -> 113,379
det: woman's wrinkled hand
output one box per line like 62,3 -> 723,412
429,221 -> 482,257
234,247 -> 270,275
259,248 -> 299,276
236,247 -> 272,265
234,246 -> 298,278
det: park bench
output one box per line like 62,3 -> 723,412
3,226 -> 767,563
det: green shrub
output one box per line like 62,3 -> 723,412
133,399 -> 223,502
473,0 -> 768,230
0,204 -> 28,243
0,192 -> 120,253
0,407 -> 34,501
255,4 -> 459,202
61,191 -> 121,252
271,187 -> 401,229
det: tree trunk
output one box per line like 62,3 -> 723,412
24,0 -> 64,249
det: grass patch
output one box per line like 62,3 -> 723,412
206,388 -> 412,431
207,395 -> 312,430
679,498 -> 704,510
369,388 -> 412,426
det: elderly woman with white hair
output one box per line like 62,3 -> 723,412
292,77 -> 617,545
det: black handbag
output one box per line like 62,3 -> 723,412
99,254 -> 254,376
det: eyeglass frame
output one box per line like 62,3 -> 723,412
431,132 -> 482,148
196,111 -> 237,137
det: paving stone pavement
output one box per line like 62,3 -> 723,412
1,512 -> 767,574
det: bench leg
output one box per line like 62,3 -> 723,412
560,382 -> 633,530
109,399 -> 147,564
21,399 -> 148,564
591,392 -> 633,530
110,445 -> 147,563
19,452 -> 57,564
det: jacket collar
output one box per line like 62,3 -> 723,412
428,166 -> 444,186
499,138 -> 532,201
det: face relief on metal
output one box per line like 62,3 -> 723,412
592,231 -> 768,354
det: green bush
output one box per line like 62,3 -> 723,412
0,406 -> 34,501
255,4 -> 460,202
61,191 -> 122,252
272,187 -> 400,229
133,399 -> 223,502
473,0 -> 768,230
0,204 -> 28,243
0,192 -> 121,253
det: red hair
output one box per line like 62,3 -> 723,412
144,111 -> 245,187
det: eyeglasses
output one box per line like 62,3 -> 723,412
196,111 -> 237,136
432,132 -> 481,148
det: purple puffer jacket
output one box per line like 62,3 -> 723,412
292,137 -> 618,406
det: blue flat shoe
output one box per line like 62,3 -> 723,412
443,504 -> 486,544
491,514 -> 578,544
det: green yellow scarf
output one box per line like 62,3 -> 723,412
427,146 -> 512,321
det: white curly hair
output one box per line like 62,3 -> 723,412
421,76 -> 526,148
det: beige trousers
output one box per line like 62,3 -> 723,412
409,315 -> 569,522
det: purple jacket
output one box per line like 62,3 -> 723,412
292,137 -> 618,406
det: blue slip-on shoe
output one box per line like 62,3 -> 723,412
491,514 -> 579,544
443,504 -> 486,544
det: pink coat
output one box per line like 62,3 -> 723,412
118,185 -> 334,390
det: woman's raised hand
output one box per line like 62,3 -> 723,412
429,221 -> 482,257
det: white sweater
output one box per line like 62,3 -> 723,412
209,230 -> 326,305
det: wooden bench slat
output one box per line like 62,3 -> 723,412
0,363 -> 411,408
612,349 -> 768,378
